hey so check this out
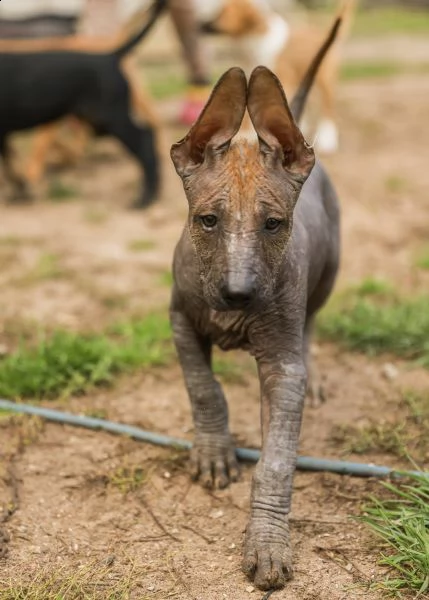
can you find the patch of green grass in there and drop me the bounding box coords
[415,248,429,271]
[157,270,173,287]
[82,207,109,225]
[108,465,147,494]
[127,239,156,253]
[341,61,401,81]
[352,277,394,298]
[213,357,247,385]
[332,422,406,458]
[99,293,129,310]
[148,72,187,100]
[403,391,429,438]
[48,178,78,202]
[83,408,108,420]
[341,61,429,82]
[0,559,144,599]
[12,252,69,286]
[0,313,172,400]
[360,474,429,596]
[318,286,429,367]
[385,175,409,194]
[30,252,67,281]
[332,390,429,464]
[353,8,429,36]
[0,236,23,247]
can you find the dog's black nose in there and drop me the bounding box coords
[221,283,255,309]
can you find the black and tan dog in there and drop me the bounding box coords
[0,0,165,208]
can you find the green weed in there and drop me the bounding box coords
[415,249,429,271]
[213,357,247,385]
[352,277,394,298]
[332,390,429,464]
[16,253,69,285]
[353,8,429,36]
[0,313,172,400]
[108,466,147,494]
[157,270,173,287]
[332,422,406,458]
[0,558,144,599]
[318,288,429,367]
[385,175,409,194]
[360,474,429,596]
[127,239,156,253]
[48,179,78,202]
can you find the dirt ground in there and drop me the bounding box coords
[0,27,429,600]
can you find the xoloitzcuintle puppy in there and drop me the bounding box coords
[169,17,341,591]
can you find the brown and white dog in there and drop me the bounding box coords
[199,0,357,154]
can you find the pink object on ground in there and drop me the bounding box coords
[179,98,206,125]
[178,84,211,125]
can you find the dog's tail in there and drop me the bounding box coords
[290,16,341,123]
[115,0,166,59]
[334,0,357,43]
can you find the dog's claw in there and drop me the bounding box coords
[190,433,239,489]
[243,533,293,590]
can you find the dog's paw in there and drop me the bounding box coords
[306,378,326,408]
[8,184,34,205]
[129,187,158,210]
[190,432,239,489]
[242,527,293,590]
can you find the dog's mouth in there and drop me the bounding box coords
[223,295,253,311]
[206,293,255,313]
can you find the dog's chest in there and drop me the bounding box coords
[198,309,251,352]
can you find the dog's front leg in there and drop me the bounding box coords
[243,338,307,590]
[170,309,239,489]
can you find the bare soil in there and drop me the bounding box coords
[1,34,429,599]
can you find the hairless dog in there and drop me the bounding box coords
[169,17,341,591]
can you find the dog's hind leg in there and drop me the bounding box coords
[25,122,60,185]
[0,137,33,203]
[315,75,339,154]
[104,114,159,209]
[121,56,160,128]
[51,118,91,167]
[303,316,325,408]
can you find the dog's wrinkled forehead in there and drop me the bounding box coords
[186,139,286,212]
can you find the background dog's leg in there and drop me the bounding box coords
[25,122,60,185]
[121,56,160,128]
[104,113,159,208]
[303,316,325,407]
[0,137,32,202]
[51,118,91,166]
[315,75,339,154]
[170,309,239,489]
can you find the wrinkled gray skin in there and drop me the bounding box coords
[169,40,340,592]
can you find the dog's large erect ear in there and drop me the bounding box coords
[247,66,315,178]
[171,67,247,177]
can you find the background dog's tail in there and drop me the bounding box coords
[115,0,166,58]
[335,0,358,43]
[290,16,341,123]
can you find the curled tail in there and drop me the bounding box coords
[115,0,166,59]
[290,16,342,122]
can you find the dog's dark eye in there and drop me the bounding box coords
[200,214,218,229]
[265,218,282,232]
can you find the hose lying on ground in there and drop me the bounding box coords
[0,399,426,479]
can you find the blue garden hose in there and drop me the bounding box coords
[0,399,426,479]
